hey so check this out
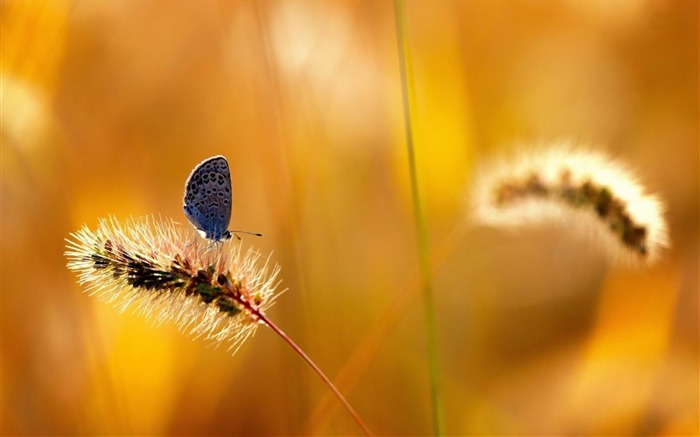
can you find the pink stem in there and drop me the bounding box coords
[256,311,372,436]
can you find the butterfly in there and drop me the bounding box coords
[183,155,261,241]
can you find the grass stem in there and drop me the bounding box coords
[256,312,372,437]
[394,1,443,434]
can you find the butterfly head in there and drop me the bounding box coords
[197,228,233,242]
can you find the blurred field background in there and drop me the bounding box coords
[2,1,698,435]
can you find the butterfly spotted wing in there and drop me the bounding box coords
[183,156,233,241]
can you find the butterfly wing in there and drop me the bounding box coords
[183,156,232,240]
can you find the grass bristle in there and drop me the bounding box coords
[65,216,282,354]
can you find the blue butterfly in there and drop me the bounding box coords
[183,155,261,241]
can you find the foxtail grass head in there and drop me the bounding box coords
[65,216,281,354]
[471,143,669,264]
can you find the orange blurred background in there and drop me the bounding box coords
[2,1,698,435]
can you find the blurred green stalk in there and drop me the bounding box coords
[394,1,443,435]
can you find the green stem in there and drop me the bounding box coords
[394,1,443,435]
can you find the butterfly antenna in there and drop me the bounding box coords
[231,230,263,238]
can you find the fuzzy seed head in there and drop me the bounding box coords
[65,216,282,354]
[470,143,669,264]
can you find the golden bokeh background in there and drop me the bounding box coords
[2,1,698,435]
